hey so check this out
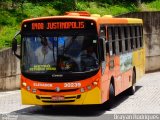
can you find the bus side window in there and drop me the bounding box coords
[108,27,113,55]
[118,27,123,54]
[125,26,131,52]
[123,26,128,52]
[120,27,125,53]
[136,26,140,48]
[130,26,135,50]
[139,26,143,47]
[134,26,138,49]
[115,27,120,54]
[111,27,116,55]
[133,26,136,50]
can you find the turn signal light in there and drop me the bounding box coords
[93,82,98,86]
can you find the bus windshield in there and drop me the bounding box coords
[22,35,99,74]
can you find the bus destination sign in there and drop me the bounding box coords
[31,22,85,30]
[22,19,97,34]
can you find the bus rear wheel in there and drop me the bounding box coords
[127,71,136,95]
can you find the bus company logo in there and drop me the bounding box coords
[33,83,53,87]
[55,87,60,92]
[52,74,63,77]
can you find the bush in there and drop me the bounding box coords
[0,26,20,49]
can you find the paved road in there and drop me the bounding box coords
[0,72,160,120]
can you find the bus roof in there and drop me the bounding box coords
[22,15,99,23]
[98,17,143,24]
[22,11,143,25]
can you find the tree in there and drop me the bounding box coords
[136,0,142,8]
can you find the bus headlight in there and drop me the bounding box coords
[87,85,92,90]
[80,88,85,93]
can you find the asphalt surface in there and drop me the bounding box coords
[0,72,160,120]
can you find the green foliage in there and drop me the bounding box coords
[0,26,19,49]
[23,3,59,17]
[52,0,77,14]
[146,0,160,10]
[0,0,160,49]
[77,1,137,16]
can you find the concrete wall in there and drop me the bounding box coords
[0,48,20,90]
[118,12,160,72]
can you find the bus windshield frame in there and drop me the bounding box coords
[21,18,100,82]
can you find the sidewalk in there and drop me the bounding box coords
[106,72,160,114]
[0,90,31,114]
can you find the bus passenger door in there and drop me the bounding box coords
[107,26,122,96]
[99,26,110,102]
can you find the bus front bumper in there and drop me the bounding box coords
[21,87,101,105]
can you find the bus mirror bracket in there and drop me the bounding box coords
[12,31,21,59]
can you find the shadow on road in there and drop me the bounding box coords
[110,85,142,109]
[11,86,142,117]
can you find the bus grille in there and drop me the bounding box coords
[36,95,81,103]
[38,88,78,93]
[42,100,75,103]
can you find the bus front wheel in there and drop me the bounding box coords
[107,83,115,109]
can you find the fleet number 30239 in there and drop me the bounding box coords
[64,83,81,88]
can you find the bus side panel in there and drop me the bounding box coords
[101,56,110,103]
[107,55,123,96]
[114,55,123,96]
[121,69,132,91]
[132,48,145,81]
[120,53,133,92]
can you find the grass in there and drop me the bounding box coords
[0,0,160,49]
[145,0,160,11]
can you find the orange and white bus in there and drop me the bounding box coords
[12,11,145,107]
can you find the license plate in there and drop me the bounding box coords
[51,96,64,101]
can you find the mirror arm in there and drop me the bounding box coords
[13,51,21,59]
[12,48,21,59]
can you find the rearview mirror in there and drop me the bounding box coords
[12,38,17,52]
[12,31,21,59]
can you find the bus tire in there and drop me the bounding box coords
[127,71,136,95]
[107,83,115,109]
